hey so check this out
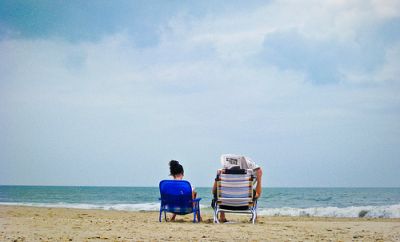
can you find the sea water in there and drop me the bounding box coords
[1,186,399,218]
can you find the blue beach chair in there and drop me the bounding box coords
[213,169,258,224]
[159,180,201,223]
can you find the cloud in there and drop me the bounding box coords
[371,0,400,19]
[1,0,399,186]
[343,42,400,84]
[151,0,400,85]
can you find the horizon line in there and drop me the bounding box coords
[1,184,399,189]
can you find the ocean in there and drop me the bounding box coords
[1,186,399,218]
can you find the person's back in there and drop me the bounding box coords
[168,160,200,221]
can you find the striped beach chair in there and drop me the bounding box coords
[213,169,258,224]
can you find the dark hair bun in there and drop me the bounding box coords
[169,160,180,167]
[169,160,184,176]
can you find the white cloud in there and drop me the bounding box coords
[1,29,397,133]
[342,42,400,84]
[1,0,398,125]
[1,0,399,186]
[155,0,399,62]
[371,0,400,18]
[378,43,400,82]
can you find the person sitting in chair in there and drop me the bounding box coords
[212,154,263,222]
[169,160,200,221]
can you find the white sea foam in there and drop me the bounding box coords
[2,202,400,218]
[258,204,400,218]
[0,202,160,211]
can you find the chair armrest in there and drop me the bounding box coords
[192,198,201,209]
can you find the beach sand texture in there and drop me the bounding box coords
[1,205,400,241]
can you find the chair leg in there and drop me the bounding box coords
[159,204,164,222]
[197,203,201,222]
[213,208,219,223]
[164,210,167,222]
[251,200,258,224]
[193,203,197,223]
[251,209,257,224]
[197,208,201,222]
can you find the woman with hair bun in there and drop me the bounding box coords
[168,160,200,221]
[169,160,184,180]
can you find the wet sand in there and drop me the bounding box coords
[1,205,399,241]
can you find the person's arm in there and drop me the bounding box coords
[212,180,217,194]
[212,169,222,194]
[255,168,263,198]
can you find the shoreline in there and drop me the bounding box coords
[1,202,399,219]
[1,205,400,241]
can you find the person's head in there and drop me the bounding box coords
[169,160,184,179]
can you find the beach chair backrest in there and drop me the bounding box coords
[217,170,254,207]
[159,180,193,214]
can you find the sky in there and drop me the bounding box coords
[0,0,399,187]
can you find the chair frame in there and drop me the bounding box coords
[159,180,201,223]
[213,169,258,224]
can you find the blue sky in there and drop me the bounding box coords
[1,0,399,187]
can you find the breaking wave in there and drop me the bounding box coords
[258,203,400,218]
[0,202,160,211]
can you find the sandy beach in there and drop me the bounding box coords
[1,205,399,241]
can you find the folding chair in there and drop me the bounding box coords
[159,180,201,223]
[213,169,258,224]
